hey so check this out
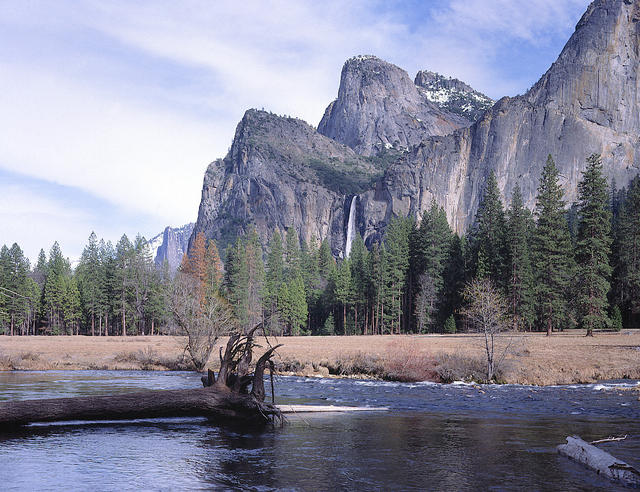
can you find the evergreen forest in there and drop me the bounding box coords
[1,154,639,337]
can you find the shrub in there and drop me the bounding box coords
[383,340,439,382]
[444,315,457,334]
[611,305,623,332]
[434,352,488,383]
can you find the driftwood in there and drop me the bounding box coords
[278,405,389,413]
[0,325,282,429]
[557,436,640,488]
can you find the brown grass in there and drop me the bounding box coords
[0,330,639,385]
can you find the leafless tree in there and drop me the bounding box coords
[414,272,436,333]
[462,278,509,382]
[170,272,236,371]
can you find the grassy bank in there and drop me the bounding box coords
[1,331,639,385]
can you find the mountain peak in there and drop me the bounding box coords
[318,55,469,156]
[414,70,494,122]
[529,0,639,131]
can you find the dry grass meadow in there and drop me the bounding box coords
[1,330,639,386]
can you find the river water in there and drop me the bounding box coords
[0,371,638,491]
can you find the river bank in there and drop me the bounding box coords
[1,331,639,385]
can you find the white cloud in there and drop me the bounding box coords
[0,63,222,224]
[0,0,592,261]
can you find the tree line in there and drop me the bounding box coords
[1,153,638,336]
[0,233,171,336]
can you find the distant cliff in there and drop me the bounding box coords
[148,223,194,272]
[414,70,493,122]
[317,55,470,156]
[191,0,640,256]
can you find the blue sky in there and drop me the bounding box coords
[0,0,590,264]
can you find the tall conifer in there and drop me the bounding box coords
[505,185,535,330]
[575,154,612,335]
[532,155,574,335]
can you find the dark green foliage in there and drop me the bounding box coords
[264,231,284,332]
[532,155,575,335]
[0,243,34,335]
[611,175,640,327]
[444,314,457,334]
[611,305,623,332]
[471,171,507,289]
[505,185,535,330]
[575,154,612,335]
[76,232,103,336]
[7,154,635,339]
[307,157,383,195]
[384,216,413,333]
[409,201,454,331]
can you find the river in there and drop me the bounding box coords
[0,371,638,490]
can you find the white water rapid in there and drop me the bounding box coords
[344,196,357,257]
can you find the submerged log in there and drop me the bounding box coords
[557,436,640,488]
[0,324,282,429]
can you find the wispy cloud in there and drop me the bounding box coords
[0,0,590,261]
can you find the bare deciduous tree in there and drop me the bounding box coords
[170,272,235,371]
[463,278,508,382]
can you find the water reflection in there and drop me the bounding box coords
[0,371,638,491]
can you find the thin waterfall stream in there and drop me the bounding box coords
[344,196,357,257]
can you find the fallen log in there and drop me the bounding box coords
[0,387,278,427]
[0,324,282,429]
[557,435,640,488]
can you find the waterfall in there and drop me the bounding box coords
[344,196,357,258]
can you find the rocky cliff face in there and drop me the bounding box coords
[414,70,494,122]
[190,109,384,257]
[358,0,640,238]
[192,0,640,256]
[149,223,194,272]
[317,55,470,156]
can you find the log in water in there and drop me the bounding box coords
[557,435,640,488]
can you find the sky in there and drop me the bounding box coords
[0,0,591,264]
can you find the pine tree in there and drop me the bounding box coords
[441,234,466,329]
[532,155,575,335]
[42,242,72,334]
[264,231,284,332]
[0,244,32,335]
[114,235,133,336]
[224,237,249,327]
[410,201,453,330]
[575,154,612,335]
[349,235,368,334]
[244,228,265,330]
[76,232,103,335]
[367,242,386,335]
[612,175,640,326]
[333,258,352,334]
[98,240,116,336]
[62,276,81,335]
[505,185,535,331]
[384,217,413,333]
[284,227,302,281]
[279,274,307,335]
[471,171,507,289]
[130,235,154,335]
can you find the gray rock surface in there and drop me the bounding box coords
[190,109,382,257]
[192,0,640,255]
[414,70,494,122]
[149,223,194,272]
[360,0,640,238]
[317,55,470,156]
